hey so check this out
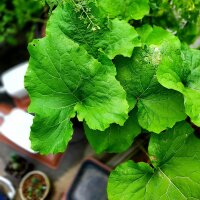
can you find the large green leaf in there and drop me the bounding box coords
[97,0,150,21]
[136,25,180,48]
[157,45,200,126]
[115,26,186,133]
[84,109,141,153]
[25,33,128,154]
[108,122,200,200]
[47,2,141,59]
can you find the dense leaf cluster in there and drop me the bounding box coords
[0,0,44,45]
[148,0,200,44]
[25,0,200,199]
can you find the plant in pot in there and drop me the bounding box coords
[0,0,50,77]
[5,154,34,180]
[19,171,50,200]
[24,0,200,199]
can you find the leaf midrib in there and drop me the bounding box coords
[157,167,187,199]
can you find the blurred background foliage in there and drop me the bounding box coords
[0,0,45,45]
[1,0,200,46]
[146,0,200,44]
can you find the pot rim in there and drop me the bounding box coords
[19,170,50,200]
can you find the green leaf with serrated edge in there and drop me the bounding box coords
[25,32,128,154]
[97,0,150,21]
[84,109,141,154]
[47,3,141,59]
[157,45,200,126]
[108,122,200,200]
[115,26,186,133]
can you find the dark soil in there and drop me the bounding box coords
[5,156,34,180]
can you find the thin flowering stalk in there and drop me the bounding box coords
[70,0,100,31]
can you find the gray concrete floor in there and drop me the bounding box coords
[0,138,94,200]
